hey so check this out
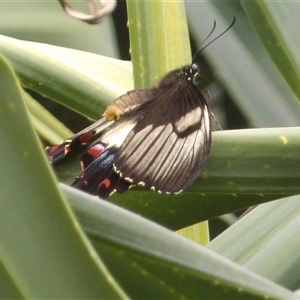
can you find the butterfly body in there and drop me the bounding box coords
[46,64,212,198]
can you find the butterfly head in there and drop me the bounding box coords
[191,63,201,85]
[182,63,201,86]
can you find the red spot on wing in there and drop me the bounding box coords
[98,178,111,188]
[79,132,95,144]
[87,144,105,159]
[47,145,59,153]
[81,143,106,170]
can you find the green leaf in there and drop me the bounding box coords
[126,0,209,237]
[106,127,300,229]
[0,0,118,57]
[127,0,190,88]
[23,90,73,143]
[0,34,133,120]
[63,184,296,300]
[0,54,127,299]
[241,1,300,101]
[208,195,300,290]
[186,2,300,127]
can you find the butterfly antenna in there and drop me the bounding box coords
[198,20,216,49]
[192,16,236,61]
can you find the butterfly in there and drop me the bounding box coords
[46,18,235,199]
[46,64,211,198]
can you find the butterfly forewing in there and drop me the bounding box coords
[46,89,157,164]
[103,89,157,121]
[113,69,212,193]
[46,118,113,164]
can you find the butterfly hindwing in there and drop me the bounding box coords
[71,145,130,198]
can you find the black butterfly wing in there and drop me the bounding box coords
[70,89,159,198]
[46,89,156,164]
[71,145,130,198]
[103,89,158,120]
[46,118,113,164]
[114,81,211,193]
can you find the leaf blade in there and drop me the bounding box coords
[0,54,127,299]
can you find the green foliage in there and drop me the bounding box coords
[0,1,299,299]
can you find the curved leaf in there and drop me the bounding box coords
[55,127,300,229]
[0,34,133,120]
[63,184,296,300]
[0,54,127,299]
[208,195,300,290]
[241,1,300,101]
[186,2,300,127]
[127,0,190,88]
